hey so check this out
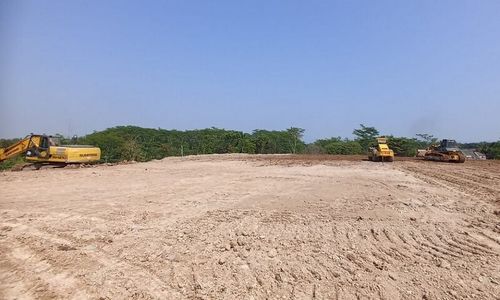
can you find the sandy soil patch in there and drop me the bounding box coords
[1,154,499,299]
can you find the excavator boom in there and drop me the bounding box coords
[0,135,41,162]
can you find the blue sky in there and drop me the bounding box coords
[1,0,499,142]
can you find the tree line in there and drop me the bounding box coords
[78,126,308,162]
[1,125,499,167]
[68,125,500,162]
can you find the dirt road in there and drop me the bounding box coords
[1,155,499,299]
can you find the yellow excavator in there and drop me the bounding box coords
[368,137,394,162]
[0,134,101,170]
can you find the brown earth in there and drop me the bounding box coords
[0,154,499,299]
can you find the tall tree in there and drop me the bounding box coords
[416,133,438,146]
[352,124,379,150]
[287,127,305,154]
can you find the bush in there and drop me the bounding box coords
[312,138,363,155]
[0,156,25,171]
[387,136,423,157]
[479,142,500,159]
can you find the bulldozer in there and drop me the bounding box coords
[368,137,394,162]
[423,139,465,163]
[0,134,101,170]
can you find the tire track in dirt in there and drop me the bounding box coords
[398,162,500,202]
[159,209,500,299]
[446,233,499,256]
[0,221,181,299]
[0,241,88,300]
[396,161,500,273]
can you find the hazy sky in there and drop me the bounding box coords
[1,0,499,142]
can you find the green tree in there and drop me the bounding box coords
[353,124,379,150]
[387,136,420,157]
[415,133,438,146]
[252,130,292,154]
[479,142,500,159]
[311,137,363,155]
[287,127,305,154]
[121,137,143,161]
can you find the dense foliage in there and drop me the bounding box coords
[0,138,21,148]
[306,125,430,157]
[308,138,363,155]
[456,142,500,159]
[1,125,499,169]
[78,126,307,162]
[386,136,426,157]
[0,138,23,170]
[477,142,500,159]
[78,124,490,162]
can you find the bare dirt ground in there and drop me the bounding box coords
[0,154,499,299]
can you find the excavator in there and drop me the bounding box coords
[368,137,394,162]
[0,134,101,170]
[423,139,465,163]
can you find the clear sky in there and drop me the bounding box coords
[1,0,499,142]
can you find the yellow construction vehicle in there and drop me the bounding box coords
[423,139,465,163]
[368,137,394,162]
[0,134,101,169]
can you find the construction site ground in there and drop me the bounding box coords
[0,154,499,299]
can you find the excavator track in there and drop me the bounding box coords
[10,162,67,171]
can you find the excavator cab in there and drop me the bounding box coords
[438,139,460,152]
[25,135,51,159]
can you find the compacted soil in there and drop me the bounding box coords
[0,154,499,299]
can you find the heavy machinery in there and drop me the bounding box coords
[423,139,465,163]
[0,134,101,169]
[368,137,394,162]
